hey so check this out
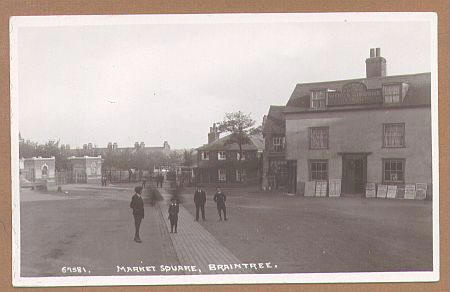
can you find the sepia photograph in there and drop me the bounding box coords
[10,13,439,286]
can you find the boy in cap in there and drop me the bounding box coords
[168,198,179,233]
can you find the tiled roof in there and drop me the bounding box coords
[285,72,431,113]
[197,134,264,151]
[263,105,285,135]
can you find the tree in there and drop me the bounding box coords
[182,149,194,167]
[166,151,183,168]
[19,139,38,158]
[217,111,259,182]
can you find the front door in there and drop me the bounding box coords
[342,154,367,195]
[287,160,297,194]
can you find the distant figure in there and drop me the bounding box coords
[141,178,146,189]
[213,187,227,221]
[156,173,164,188]
[139,169,143,181]
[102,175,108,187]
[160,174,165,187]
[108,171,112,183]
[130,186,144,243]
[128,169,132,182]
[194,187,206,221]
[168,199,179,233]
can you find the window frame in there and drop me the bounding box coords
[310,90,327,109]
[382,83,402,104]
[201,151,209,160]
[272,136,285,152]
[308,159,329,181]
[382,158,405,184]
[236,151,247,161]
[218,151,227,160]
[382,123,405,148]
[218,168,227,182]
[309,127,329,150]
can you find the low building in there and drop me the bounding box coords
[283,48,432,198]
[20,156,56,186]
[195,124,264,185]
[67,156,103,184]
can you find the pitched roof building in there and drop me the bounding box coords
[195,126,264,185]
[261,105,290,191]
[269,48,432,198]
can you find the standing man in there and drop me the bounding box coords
[130,186,144,243]
[213,187,227,221]
[194,187,206,221]
[168,198,179,233]
[156,173,161,188]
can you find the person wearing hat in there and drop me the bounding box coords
[194,187,206,221]
[213,187,227,221]
[168,198,179,233]
[130,186,144,243]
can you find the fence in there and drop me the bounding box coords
[103,170,152,183]
[56,170,87,185]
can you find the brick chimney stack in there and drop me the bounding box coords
[208,123,220,144]
[365,47,386,78]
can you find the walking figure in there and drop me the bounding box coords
[168,199,179,233]
[156,173,164,188]
[194,187,206,221]
[130,186,144,243]
[213,187,227,221]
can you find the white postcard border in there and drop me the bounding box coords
[10,12,440,287]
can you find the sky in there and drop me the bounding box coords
[16,16,432,149]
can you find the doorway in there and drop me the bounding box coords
[342,154,367,195]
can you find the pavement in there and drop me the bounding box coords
[157,187,251,274]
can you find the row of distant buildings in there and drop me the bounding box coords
[19,141,172,187]
[61,141,171,157]
[194,48,432,198]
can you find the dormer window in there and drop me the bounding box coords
[310,90,326,109]
[383,84,402,103]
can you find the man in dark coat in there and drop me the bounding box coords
[213,187,227,221]
[194,187,206,221]
[130,186,144,243]
[168,199,179,233]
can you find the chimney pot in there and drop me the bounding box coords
[376,48,380,57]
[370,48,375,58]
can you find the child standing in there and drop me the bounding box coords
[168,199,179,233]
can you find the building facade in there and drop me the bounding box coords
[195,125,264,185]
[262,105,293,191]
[67,156,103,184]
[20,156,56,186]
[283,48,432,198]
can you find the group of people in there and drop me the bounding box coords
[129,185,228,243]
[194,187,227,221]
